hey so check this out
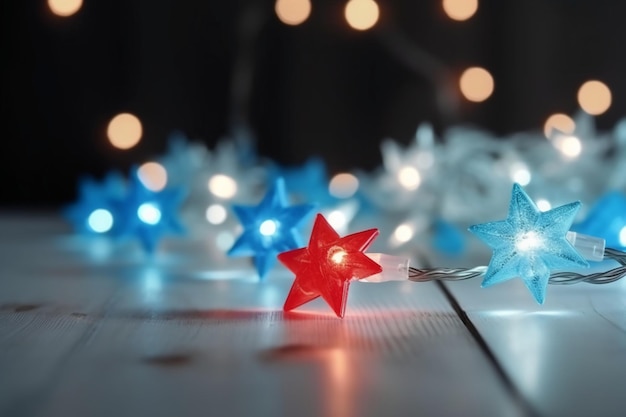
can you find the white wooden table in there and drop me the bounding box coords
[1,215,624,417]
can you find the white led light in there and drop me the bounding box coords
[515,231,543,252]
[536,199,551,212]
[397,166,421,190]
[87,209,113,233]
[328,210,347,230]
[619,226,626,247]
[137,203,161,225]
[206,204,227,225]
[331,250,347,264]
[208,174,238,199]
[393,224,414,243]
[259,219,278,236]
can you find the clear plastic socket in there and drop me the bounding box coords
[565,231,605,262]
[362,253,410,282]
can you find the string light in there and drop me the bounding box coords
[578,80,612,116]
[536,199,551,212]
[48,0,82,17]
[206,204,228,225]
[259,219,279,236]
[329,173,359,199]
[137,203,162,225]
[345,0,380,31]
[552,135,582,158]
[275,0,311,26]
[87,209,114,233]
[442,0,478,21]
[393,223,414,243]
[138,162,168,192]
[107,113,142,150]
[397,166,421,190]
[459,67,494,102]
[543,113,576,138]
[208,174,238,199]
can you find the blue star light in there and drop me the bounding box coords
[469,183,589,304]
[111,170,186,253]
[228,178,315,279]
[64,172,125,235]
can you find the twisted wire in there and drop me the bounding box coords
[408,248,626,285]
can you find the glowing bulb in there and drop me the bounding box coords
[578,80,612,116]
[619,226,626,247]
[345,0,379,31]
[397,166,421,190]
[536,199,551,212]
[259,219,278,236]
[331,249,347,264]
[544,113,575,138]
[48,0,82,17]
[442,0,478,21]
[329,173,359,198]
[206,204,227,225]
[208,174,238,199]
[275,0,311,25]
[510,164,531,186]
[393,224,414,243]
[459,67,494,102]
[107,113,142,150]
[553,135,582,158]
[515,231,543,252]
[137,203,161,225]
[328,210,348,230]
[87,209,113,233]
[138,162,168,192]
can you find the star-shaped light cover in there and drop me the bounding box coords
[64,172,126,235]
[279,214,382,318]
[228,178,315,278]
[111,169,186,253]
[469,183,588,304]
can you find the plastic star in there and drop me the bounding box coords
[279,214,382,318]
[469,183,589,304]
[228,178,315,278]
[64,172,125,235]
[111,170,186,253]
[272,158,337,206]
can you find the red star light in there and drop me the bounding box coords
[279,214,382,318]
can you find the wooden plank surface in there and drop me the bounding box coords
[0,215,529,417]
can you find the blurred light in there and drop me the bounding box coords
[459,67,494,102]
[87,209,113,233]
[619,226,626,247]
[208,174,238,199]
[137,203,161,225]
[275,0,311,26]
[48,0,82,17]
[578,80,612,116]
[107,113,142,150]
[515,231,543,252]
[536,199,551,212]
[259,219,278,236]
[442,0,478,21]
[543,113,575,138]
[345,0,379,31]
[397,166,421,190]
[510,164,531,186]
[216,231,235,251]
[138,162,168,192]
[329,173,359,198]
[553,135,582,158]
[206,204,227,225]
[327,210,348,230]
[393,224,414,243]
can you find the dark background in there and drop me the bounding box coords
[1,0,624,206]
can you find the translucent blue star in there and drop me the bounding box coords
[111,169,186,253]
[228,178,315,279]
[469,183,589,304]
[64,172,125,235]
[271,158,338,207]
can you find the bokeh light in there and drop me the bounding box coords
[442,0,478,21]
[619,226,626,247]
[107,113,143,150]
[577,80,612,116]
[137,203,161,225]
[259,219,278,236]
[206,204,228,225]
[459,67,494,102]
[393,224,414,243]
[345,0,380,31]
[329,173,359,198]
[87,209,113,233]
[328,210,348,230]
[138,162,168,192]
[48,0,82,17]
[275,0,311,26]
[536,199,552,212]
[553,135,582,158]
[397,166,421,190]
[208,174,238,199]
[509,163,531,186]
[543,113,576,138]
